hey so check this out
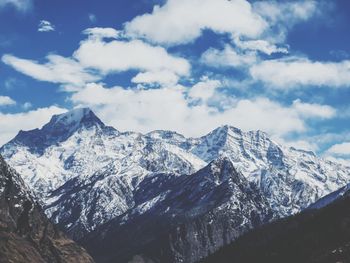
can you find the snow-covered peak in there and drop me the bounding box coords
[191,124,280,166]
[2,108,114,156]
[207,125,242,141]
[44,107,105,130]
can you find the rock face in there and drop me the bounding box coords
[1,108,350,262]
[81,157,274,263]
[200,184,350,263]
[0,155,94,263]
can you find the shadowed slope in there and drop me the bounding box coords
[0,155,94,263]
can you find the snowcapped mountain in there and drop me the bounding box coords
[190,125,350,216]
[1,107,350,243]
[1,108,206,237]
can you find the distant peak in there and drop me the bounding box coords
[202,125,243,145]
[5,108,108,155]
[209,125,273,143]
[211,125,242,135]
[47,107,105,130]
[196,156,241,185]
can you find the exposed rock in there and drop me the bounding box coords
[0,155,94,263]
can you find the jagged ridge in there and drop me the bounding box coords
[81,157,274,263]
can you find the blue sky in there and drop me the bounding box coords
[0,0,350,163]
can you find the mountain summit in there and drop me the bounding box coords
[4,108,109,156]
[45,107,105,131]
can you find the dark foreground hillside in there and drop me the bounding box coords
[200,191,350,263]
[0,155,94,263]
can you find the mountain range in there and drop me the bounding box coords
[1,108,350,262]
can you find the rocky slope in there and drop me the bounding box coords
[81,157,274,263]
[200,183,350,263]
[0,155,94,263]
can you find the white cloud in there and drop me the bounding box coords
[0,0,32,13]
[83,27,121,39]
[201,45,256,68]
[2,54,100,91]
[0,106,66,145]
[254,0,318,25]
[200,37,289,70]
[325,141,350,166]
[233,37,288,55]
[3,27,190,89]
[125,0,320,46]
[38,20,55,32]
[327,142,350,156]
[74,33,190,76]
[292,99,336,119]
[0,96,16,106]
[125,0,267,46]
[252,0,319,42]
[250,57,350,89]
[188,78,221,103]
[70,82,334,138]
[131,70,179,86]
[280,132,350,155]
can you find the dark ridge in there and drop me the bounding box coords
[199,188,350,263]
